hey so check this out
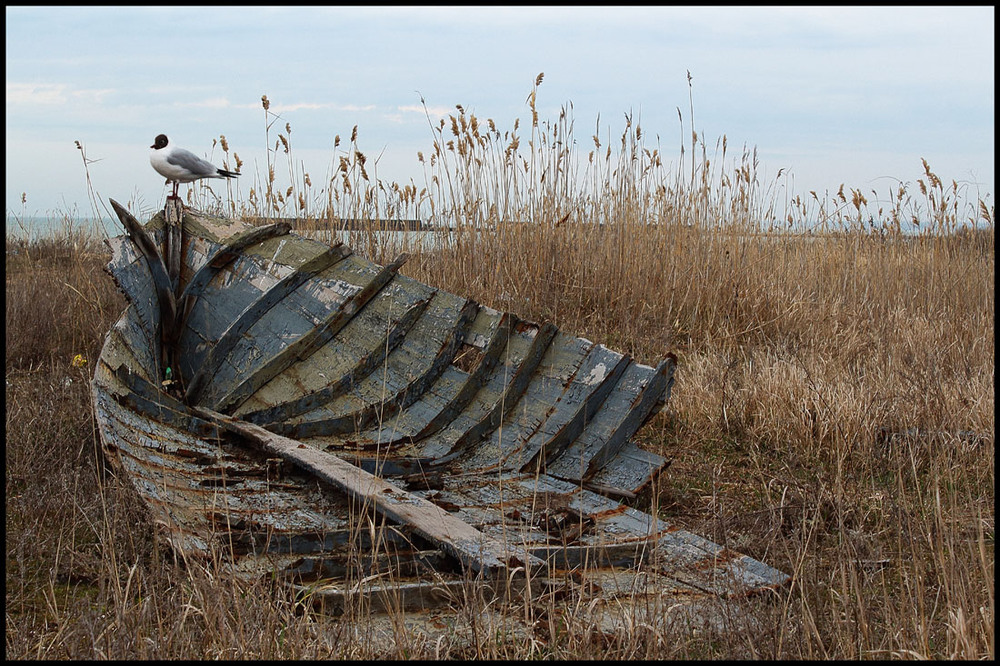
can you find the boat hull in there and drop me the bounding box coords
[92,201,789,606]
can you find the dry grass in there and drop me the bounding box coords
[5,77,994,659]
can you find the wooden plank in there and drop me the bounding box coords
[110,200,174,326]
[579,439,668,497]
[296,576,526,615]
[347,308,512,449]
[276,299,479,439]
[544,355,675,483]
[455,331,594,472]
[408,312,515,441]
[185,243,353,405]
[652,530,790,596]
[532,351,634,473]
[584,356,675,476]
[164,198,183,292]
[430,321,559,464]
[176,222,292,330]
[179,250,379,398]
[110,199,175,381]
[511,344,632,473]
[240,295,432,426]
[272,289,476,437]
[195,407,544,576]
[178,223,292,302]
[232,272,436,420]
[213,253,410,414]
[174,244,289,385]
[102,275,159,380]
[284,547,451,581]
[390,318,538,460]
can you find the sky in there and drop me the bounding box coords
[5,5,995,230]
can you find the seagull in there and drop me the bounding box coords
[149,134,239,199]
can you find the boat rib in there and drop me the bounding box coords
[92,200,790,611]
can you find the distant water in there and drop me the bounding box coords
[4,214,451,253]
[301,228,450,253]
[5,215,119,241]
[6,213,959,245]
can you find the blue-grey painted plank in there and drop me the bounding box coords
[273,299,479,439]
[584,356,675,475]
[232,272,435,419]
[173,232,371,394]
[272,289,472,433]
[178,223,292,307]
[185,243,353,405]
[213,253,411,414]
[105,236,159,374]
[545,355,675,483]
[176,222,292,331]
[109,200,174,381]
[111,301,160,383]
[342,308,512,449]
[416,321,557,462]
[239,295,432,426]
[580,439,668,497]
[509,344,631,474]
[201,254,413,409]
[453,331,594,473]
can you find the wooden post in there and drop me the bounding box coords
[164,198,183,292]
[163,198,184,393]
[109,198,177,386]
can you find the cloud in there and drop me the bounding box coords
[397,104,453,121]
[6,83,68,105]
[174,97,234,109]
[272,102,376,113]
[6,82,116,106]
[227,101,377,114]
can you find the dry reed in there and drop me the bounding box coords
[5,76,993,659]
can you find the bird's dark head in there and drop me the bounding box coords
[151,134,169,149]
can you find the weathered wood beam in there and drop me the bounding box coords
[110,199,175,382]
[195,406,544,577]
[584,355,676,478]
[185,243,352,405]
[241,295,433,426]
[164,198,184,292]
[406,312,515,443]
[176,222,293,332]
[274,298,480,439]
[517,346,633,473]
[431,321,559,465]
[214,253,411,415]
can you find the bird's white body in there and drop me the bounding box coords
[149,134,238,198]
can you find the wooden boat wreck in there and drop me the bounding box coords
[92,199,789,614]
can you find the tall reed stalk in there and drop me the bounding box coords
[5,75,993,659]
